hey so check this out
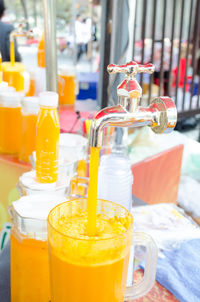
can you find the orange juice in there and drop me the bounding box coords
[2,62,25,91]
[37,34,45,68]
[87,146,100,235]
[19,97,39,163]
[10,231,50,302]
[0,92,21,154]
[26,76,35,96]
[48,199,133,302]
[36,92,60,183]
[58,73,76,105]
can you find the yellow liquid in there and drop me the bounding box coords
[87,147,100,236]
[48,203,132,302]
[19,114,38,163]
[0,106,21,154]
[58,74,76,105]
[36,106,60,183]
[2,62,25,91]
[37,34,45,68]
[10,40,15,66]
[10,230,50,302]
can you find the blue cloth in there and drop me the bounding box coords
[156,239,200,302]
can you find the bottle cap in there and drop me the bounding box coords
[39,91,58,107]
[0,82,8,90]
[0,91,22,107]
[22,97,39,109]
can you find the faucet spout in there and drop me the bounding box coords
[89,97,177,148]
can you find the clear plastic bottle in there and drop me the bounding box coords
[19,97,39,163]
[0,90,22,154]
[36,92,60,183]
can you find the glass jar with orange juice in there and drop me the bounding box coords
[2,62,30,93]
[0,91,22,154]
[58,65,78,107]
[19,97,39,163]
[9,194,65,302]
[36,91,60,183]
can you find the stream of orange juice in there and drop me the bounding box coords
[10,40,15,66]
[10,231,50,302]
[36,106,60,183]
[87,146,100,236]
[19,114,38,163]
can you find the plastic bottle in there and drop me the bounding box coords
[36,92,60,183]
[19,97,39,163]
[0,90,22,154]
[37,33,45,68]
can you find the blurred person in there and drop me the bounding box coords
[82,18,91,56]
[0,0,21,62]
[75,14,84,61]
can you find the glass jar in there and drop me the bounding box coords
[9,194,65,302]
[17,170,70,197]
[59,133,88,177]
[58,65,78,107]
[19,97,39,163]
[0,91,22,154]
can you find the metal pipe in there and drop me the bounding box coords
[182,0,194,111]
[42,0,58,92]
[159,0,167,96]
[148,0,157,104]
[175,0,185,105]
[168,0,176,96]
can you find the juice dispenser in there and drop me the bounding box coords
[2,24,33,93]
[9,194,65,302]
[58,65,78,107]
[19,97,39,163]
[0,91,22,154]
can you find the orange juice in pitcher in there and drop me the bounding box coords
[36,92,60,183]
[19,97,39,163]
[9,194,65,302]
[0,91,22,154]
[2,62,30,93]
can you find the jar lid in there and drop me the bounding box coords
[39,91,58,107]
[0,82,8,89]
[19,170,68,191]
[11,194,65,220]
[9,194,66,239]
[58,65,76,76]
[0,91,22,106]
[22,97,39,110]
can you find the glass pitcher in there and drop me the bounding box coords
[9,194,66,302]
[48,198,158,301]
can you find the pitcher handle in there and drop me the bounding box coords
[125,232,158,300]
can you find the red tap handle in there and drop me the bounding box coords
[107,61,155,76]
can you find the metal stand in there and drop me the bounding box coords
[42,0,58,92]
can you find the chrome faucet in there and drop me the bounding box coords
[90,61,177,147]
[10,22,34,43]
